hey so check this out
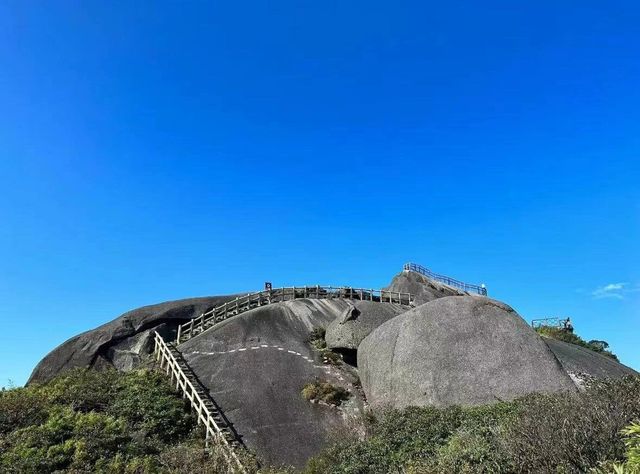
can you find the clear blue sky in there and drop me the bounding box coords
[1,2,638,387]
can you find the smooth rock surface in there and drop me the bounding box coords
[358,296,577,407]
[179,298,365,469]
[28,295,234,384]
[544,337,638,384]
[325,300,407,350]
[386,270,468,305]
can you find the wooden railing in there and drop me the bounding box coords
[403,262,488,296]
[177,286,413,345]
[154,332,245,473]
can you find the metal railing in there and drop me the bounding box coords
[531,317,569,329]
[154,332,245,473]
[177,286,413,345]
[403,262,488,296]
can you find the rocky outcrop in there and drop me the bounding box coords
[324,301,407,350]
[543,337,638,387]
[28,295,234,384]
[358,296,577,408]
[386,270,468,305]
[324,271,468,351]
[179,298,365,469]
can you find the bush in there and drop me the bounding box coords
[0,368,208,473]
[506,377,640,473]
[305,376,640,474]
[0,386,49,434]
[301,380,350,406]
[623,420,640,470]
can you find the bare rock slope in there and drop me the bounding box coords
[179,299,372,468]
[543,337,637,382]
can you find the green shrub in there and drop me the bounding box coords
[506,376,640,473]
[622,420,640,471]
[0,368,205,473]
[423,429,511,473]
[0,386,49,434]
[0,407,130,473]
[301,380,350,406]
[308,328,326,348]
[305,376,640,474]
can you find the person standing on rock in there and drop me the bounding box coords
[563,317,574,333]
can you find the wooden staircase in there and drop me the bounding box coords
[154,332,245,472]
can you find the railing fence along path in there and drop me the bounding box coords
[530,317,569,329]
[154,332,245,473]
[403,262,488,296]
[176,286,413,345]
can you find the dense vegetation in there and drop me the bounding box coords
[3,368,639,473]
[304,376,640,473]
[535,324,619,361]
[0,369,247,473]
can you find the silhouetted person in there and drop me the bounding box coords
[563,317,574,333]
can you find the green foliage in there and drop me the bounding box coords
[0,368,212,473]
[305,376,640,474]
[621,420,640,470]
[301,380,350,406]
[308,327,326,346]
[536,325,619,361]
[506,377,640,472]
[0,385,50,434]
[307,327,343,365]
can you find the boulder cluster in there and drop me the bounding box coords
[29,269,637,467]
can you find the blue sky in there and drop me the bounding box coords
[1,1,638,386]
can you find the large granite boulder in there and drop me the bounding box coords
[179,298,365,469]
[386,270,467,305]
[324,270,469,351]
[28,295,235,384]
[324,301,407,350]
[358,296,577,408]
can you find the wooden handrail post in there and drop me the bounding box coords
[176,324,182,344]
